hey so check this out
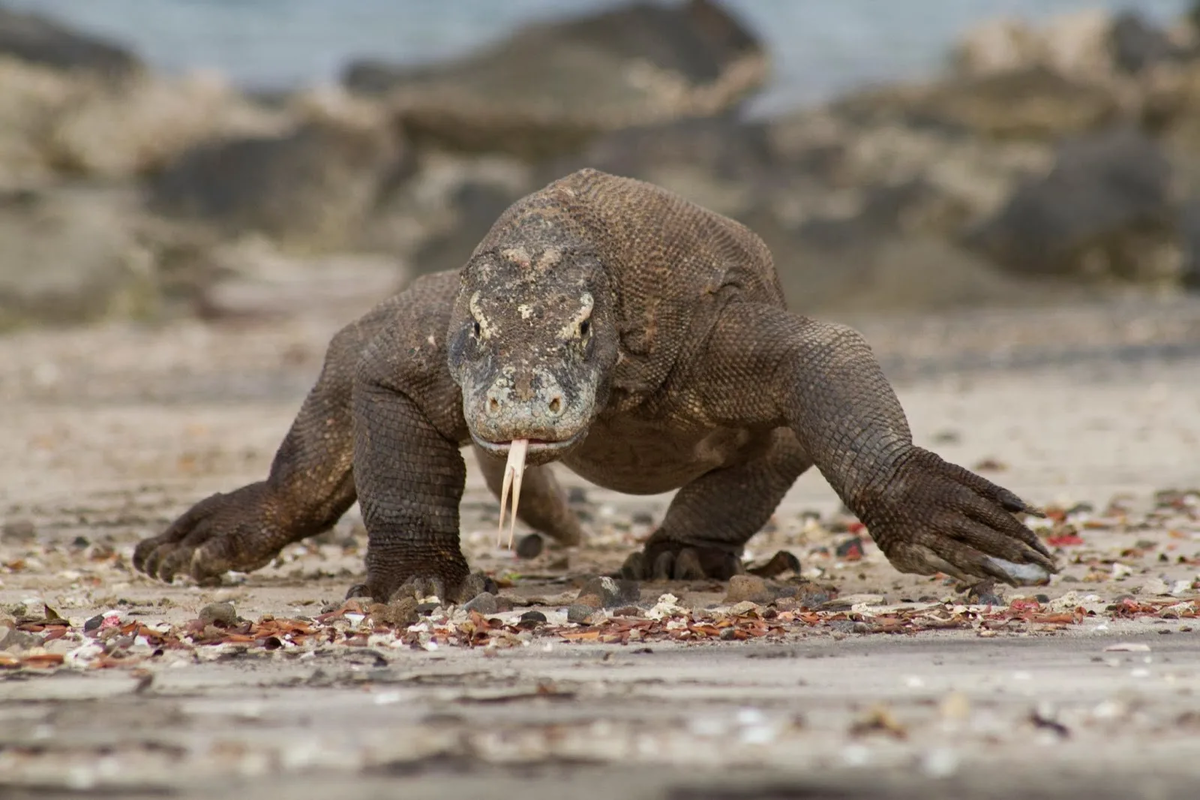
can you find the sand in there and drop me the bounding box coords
[2,293,1199,798]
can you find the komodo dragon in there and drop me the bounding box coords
[133,169,1058,602]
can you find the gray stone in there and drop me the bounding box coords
[462,592,500,616]
[575,576,641,610]
[0,186,161,329]
[197,602,237,627]
[0,7,140,78]
[342,0,765,159]
[1,519,36,542]
[566,604,596,625]
[723,575,775,605]
[966,126,1178,284]
[148,119,410,253]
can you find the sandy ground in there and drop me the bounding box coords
[2,290,1200,798]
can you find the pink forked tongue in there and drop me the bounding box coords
[497,438,529,548]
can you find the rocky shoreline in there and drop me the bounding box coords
[4,0,1200,329]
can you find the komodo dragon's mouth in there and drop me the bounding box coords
[472,432,586,548]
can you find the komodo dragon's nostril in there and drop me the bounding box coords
[488,397,500,415]
[548,396,562,416]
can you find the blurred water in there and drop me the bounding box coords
[3,0,1191,114]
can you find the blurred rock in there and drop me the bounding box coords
[343,0,766,159]
[836,67,1119,141]
[1110,12,1176,74]
[0,6,139,77]
[953,9,1120,80]
[0,58,75,189]
[0,59,288,190]
[1177,196,1200,290]
[545,115,777,218]
[372,152,534,276]
[0,186,160,328]
[952,17,1042,76]
[48,71,288,179]
[966,126,1180,284]
[148,118,411,252]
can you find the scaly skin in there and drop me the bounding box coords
[135,169,1057,602]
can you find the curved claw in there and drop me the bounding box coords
[865,448,1060,588]
[982,556,1053,586]
[133,483,284,585]
[621,538,744,581]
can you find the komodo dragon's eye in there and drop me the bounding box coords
[472,321,481,338]
[579,320,590,338]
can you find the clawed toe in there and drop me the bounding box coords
[620,541,744,581]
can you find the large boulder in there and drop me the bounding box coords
[0,58,75,189]
[342,0,766,159]
[147,117,412,253]
[393,103,1063,312]
[951,8,1167,79]
[0,6,139,78]
[965,126,1181,284]
[0,57,288,189]
[47,70,288,179]
[832,67,1120,141]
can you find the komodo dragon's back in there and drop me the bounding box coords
[474,168,788,392]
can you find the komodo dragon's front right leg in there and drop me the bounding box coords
[133,272,463,586]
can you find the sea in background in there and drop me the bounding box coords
[3,0,1193,115]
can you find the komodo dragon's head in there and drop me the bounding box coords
[447,243,619,542]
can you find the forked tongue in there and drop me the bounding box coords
[497,438,529,549]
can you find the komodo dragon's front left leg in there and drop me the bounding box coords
[133,273,463,586]
[630,302,1059,588]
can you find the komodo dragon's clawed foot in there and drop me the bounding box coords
[133,482,287,584]
[860,447,1058,587]
[621,542,801,582]
[620,537,749,581]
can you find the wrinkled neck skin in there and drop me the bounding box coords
[446,242,619,469]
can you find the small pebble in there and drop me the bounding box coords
[197,602,237,627]
[515,534,543,560]
[724,575,775,605]
[462,593,499,615]
[519,610,547,624]
[751,550,801,578]
[566,604,595,624]
[728,600,761,616]
[835,537,865,559]
[1,520,36,542]
[575,576,640,609]
[369,597,419,627]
